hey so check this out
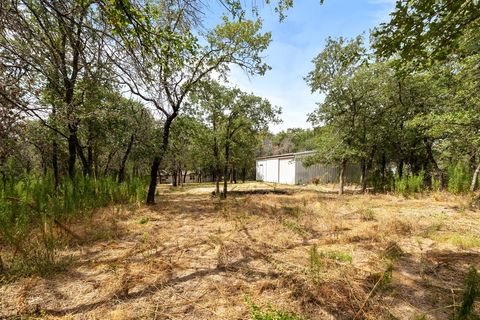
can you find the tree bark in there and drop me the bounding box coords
[146,114,176,205]
[360,158,367,193]
[67,126,77,178]
[51,106,59,188]
[339,159,347,195]
[104,149,117,177]
[147,156,161,204]
[398,159,404,178]
[470,163,480,192]
[118,133,135,183]
[425,138,443,189]
[213,120,221,197]
[222,143,230,199]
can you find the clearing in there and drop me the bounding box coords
[1,182,480,319]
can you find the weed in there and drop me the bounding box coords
[309,244,323,282]
[421,222,443,238]
[383,242,404,260]
[0,174,146,277]
[377,263,394,292]
[283,219,308,237]
[319,250,353,263]
[282,205,302,218]
[448,163,472,194]
[360,208,376,221]
[139,217,149,224]
[436,234,480,249]
[249,299,304,320]
[394,169,426,195]
[455,266,479,320]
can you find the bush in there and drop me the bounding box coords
[249,300,304,320]
[0,174,146,277]
[394,169,425,195]
[448,162,472,194]
[456,266,479,320]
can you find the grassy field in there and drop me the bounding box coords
[1,182,479,319]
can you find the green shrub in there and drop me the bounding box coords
[309,244,323,282]
[455,266,479,320]
[0,173,146,277]
[249,301,304,320]
[394,169,425,195]
[448,162,472,194]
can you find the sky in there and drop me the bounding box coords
[205,0,396,133]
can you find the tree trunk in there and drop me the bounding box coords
[104,149,117,177]
[222,143,230,199]
[67,126,77,178]
[146,114,176,205]
[233,168,237,184]
[470,163,480,192]
[425,138,444,189]
[118,134,135,183]
[183,170,187,184]
[381,153,387,186]
[398,159,404,178]
[213,123,221,197]
[87,141,93,176]
[339,159,347,195]
[242,167,246,183]
[146,156,161,204]
[51,106,59,188]
[360,158,367,193]
[172,169,178,187]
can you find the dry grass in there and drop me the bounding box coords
[1,182,479,319]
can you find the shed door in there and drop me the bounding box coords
[265,159,279,183]
[279,158,295,184]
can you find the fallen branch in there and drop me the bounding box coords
[353,272,384,319]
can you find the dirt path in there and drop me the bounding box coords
[1,183,479,319]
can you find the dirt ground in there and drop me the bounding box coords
[1,182,480,319]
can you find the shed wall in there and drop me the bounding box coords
[256,160,267,181]
[294,158,360,185]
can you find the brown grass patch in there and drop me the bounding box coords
[1,182,479,319]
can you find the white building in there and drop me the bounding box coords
[256,151,360,185]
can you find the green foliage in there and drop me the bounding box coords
[360,208,376,221]
[250,301,304,320]
[373,0,480,67]
[283,220,308,237]
[394,169,425,195]
[456,266,480,320]
[0,174,146,277]
[309,244,323,282]
[319,250,352,263]
[448,163,472,194]
[376,263,394,292]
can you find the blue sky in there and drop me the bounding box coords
[206,0,396,133]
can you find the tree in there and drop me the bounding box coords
[373,0,480,67]
[192,81,280,198]
[105,1,272,204]
[305,36,371,194]
[0,0,109,177]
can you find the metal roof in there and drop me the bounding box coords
[256,150,315,160]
